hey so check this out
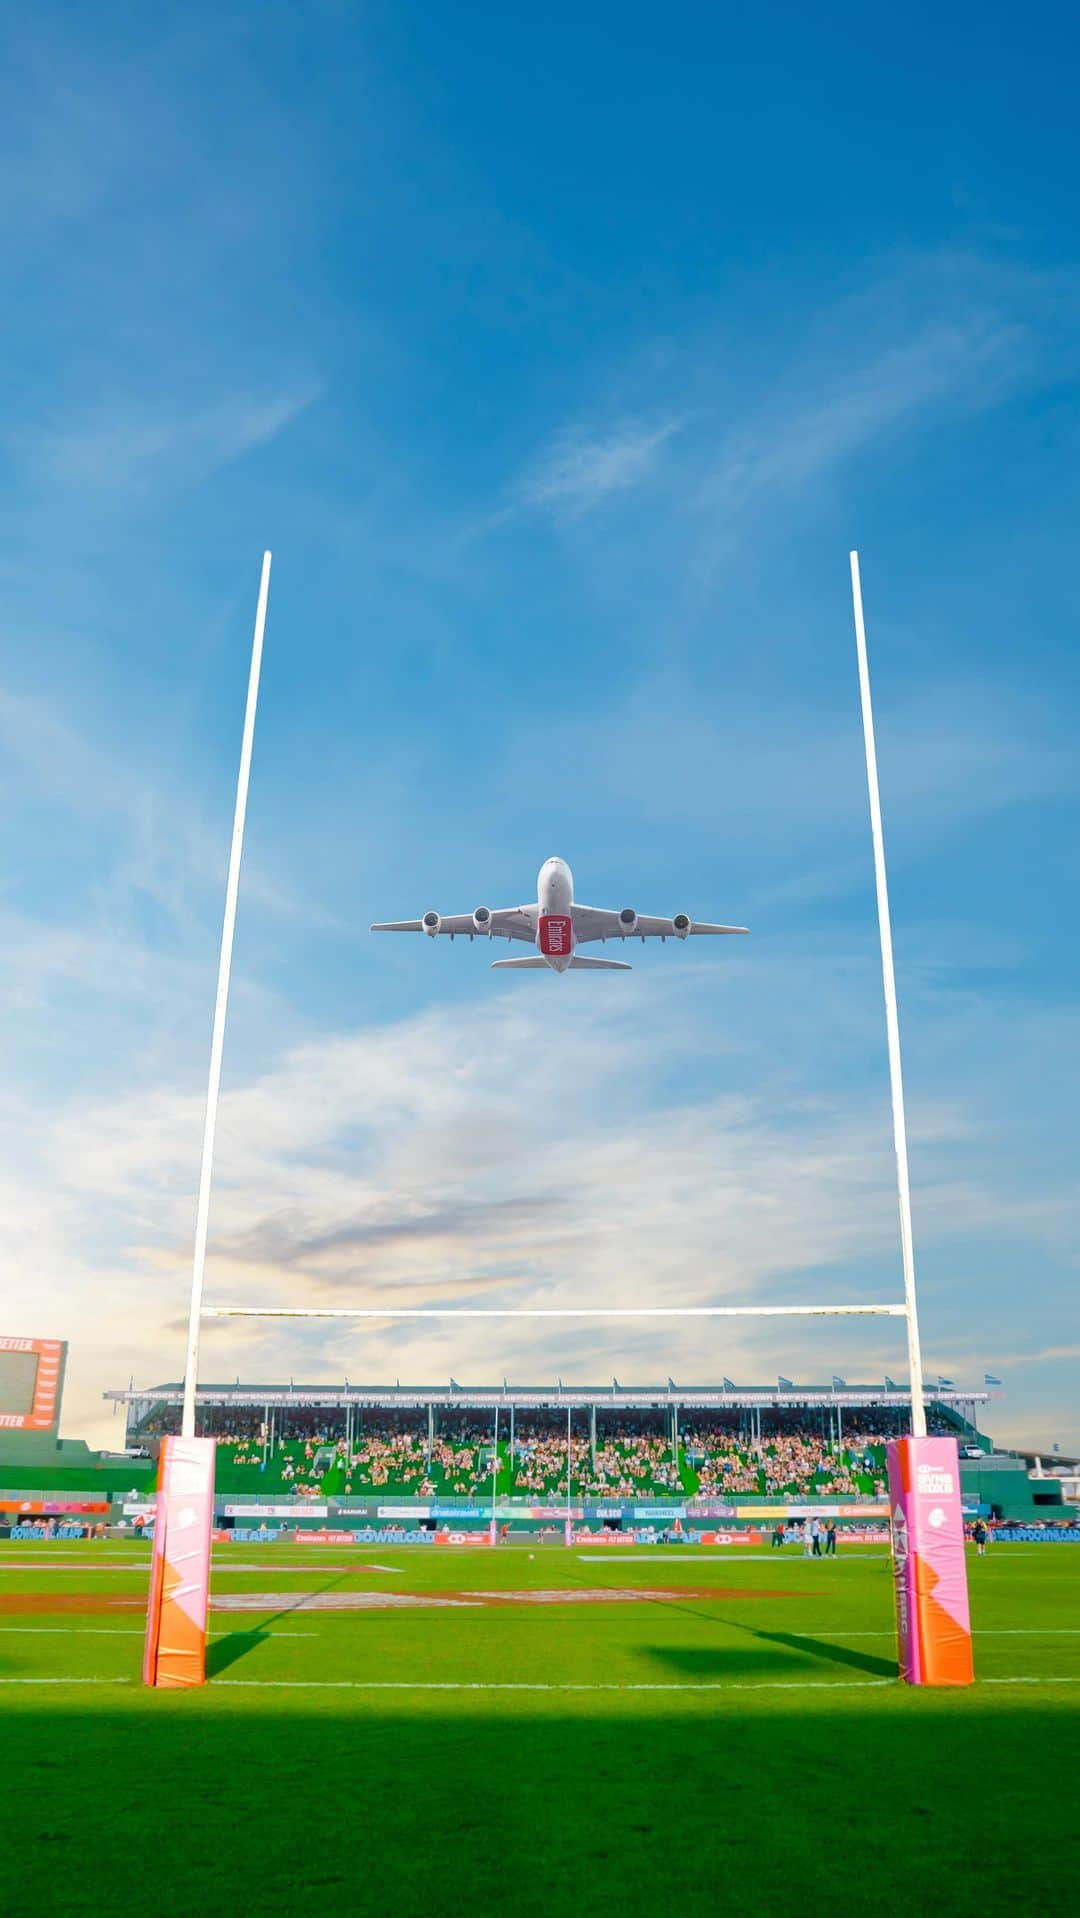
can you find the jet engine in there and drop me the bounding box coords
[472,906,493,935]
[618,907,638,935]
[672,914,691,939]
[422,911,441,937]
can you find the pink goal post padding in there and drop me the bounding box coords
[886,1435,973,1687]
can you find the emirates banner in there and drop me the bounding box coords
[887,1436,973,1687]
[142,1436,215,1689]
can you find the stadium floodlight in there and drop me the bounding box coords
[849,552,927,1441]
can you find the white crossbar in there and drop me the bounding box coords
[202,1303,906,1321]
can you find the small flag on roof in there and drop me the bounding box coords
[832,1376,846,1390]
[937,1375,955,1389]
[778,1376,793,1389]
[984,1373,1002,1386]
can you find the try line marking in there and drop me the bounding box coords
[0,1627,317,1637]
[0,1675,1075,1692]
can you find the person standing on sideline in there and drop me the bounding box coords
[973,1518,988,1557]
[825,1519,837,1556]
[802,1520,814,1558]
[811,1517,823,1557]
[772,1521,785,1549]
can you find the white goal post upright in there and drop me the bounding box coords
[849,552,927,1440]
[181,552,273,1442]
[172,548,931,1455]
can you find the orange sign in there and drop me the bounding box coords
[0,1337,66,1432]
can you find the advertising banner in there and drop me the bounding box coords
[0,1499,108,1515]
[223,1503,327,1519]
[352,1528,432,1544]
[738,1501,889,1520]
[887,1436,973,1687]
[7,1522,88,1539]
[434,1529,493,1546]
[142,1436,216,1690]
[377,1505,431,1519]
[634,1505,686,1520]
[694,1529,765,1547]
[570,1529,636,1545]
[294,1530,357,1545]
[992,1526,1080,1543]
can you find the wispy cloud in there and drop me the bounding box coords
[15,385,318,503]
[518,416,685,516]
[696,317,1025,517]
[11,959,1072,1445]
[501,669,1075,856]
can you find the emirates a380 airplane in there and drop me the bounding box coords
[372,856,747,972]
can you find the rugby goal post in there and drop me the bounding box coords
[144,550,970,1689]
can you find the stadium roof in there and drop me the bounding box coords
[105,1378,991,1414]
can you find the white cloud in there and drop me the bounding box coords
[518,416,685,515]
[15,385,318,502]
[696,317,1025,518]
[8,962,1072,1449]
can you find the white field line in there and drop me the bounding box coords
[0,1561,373,1574]
[0,1623,1070,1641]
[0,1627,317,1637]
[0,1677,132,1685]
[574,1553,890,1563]
[841,1629,1080,1638]
[0,1673,1076,1691]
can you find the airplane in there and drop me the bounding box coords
[371,856,748,972]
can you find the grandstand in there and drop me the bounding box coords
[0,1368,1069,1534]
[0,1346,1068,1528]
[73,1372,1065,1526]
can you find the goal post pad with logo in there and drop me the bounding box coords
[886,1435,973,1686]
[142,1436,216,1688]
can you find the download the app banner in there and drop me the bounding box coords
[886,1435,973,1687]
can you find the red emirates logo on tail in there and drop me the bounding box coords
[538,914,572,956]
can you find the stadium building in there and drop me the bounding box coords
[1,1342,1072,1534]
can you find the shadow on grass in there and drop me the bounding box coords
[206,1631,269,1677]
[204,1571,353,1676]
[740,1627,896,1679]
[2,1700,1074,1918]
[646,1644,816,1678]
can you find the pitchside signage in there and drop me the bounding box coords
[743,1501,890,1520]
[223,1503,329,1519]
[1,1499,108,1515]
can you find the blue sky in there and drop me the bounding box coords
[2,3,1077,1450]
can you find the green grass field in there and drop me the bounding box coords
[1,1540,1077,1916]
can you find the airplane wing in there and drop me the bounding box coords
[371,906,537,943]
[572,904,748,943]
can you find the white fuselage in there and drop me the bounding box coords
[536,856,575,970]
